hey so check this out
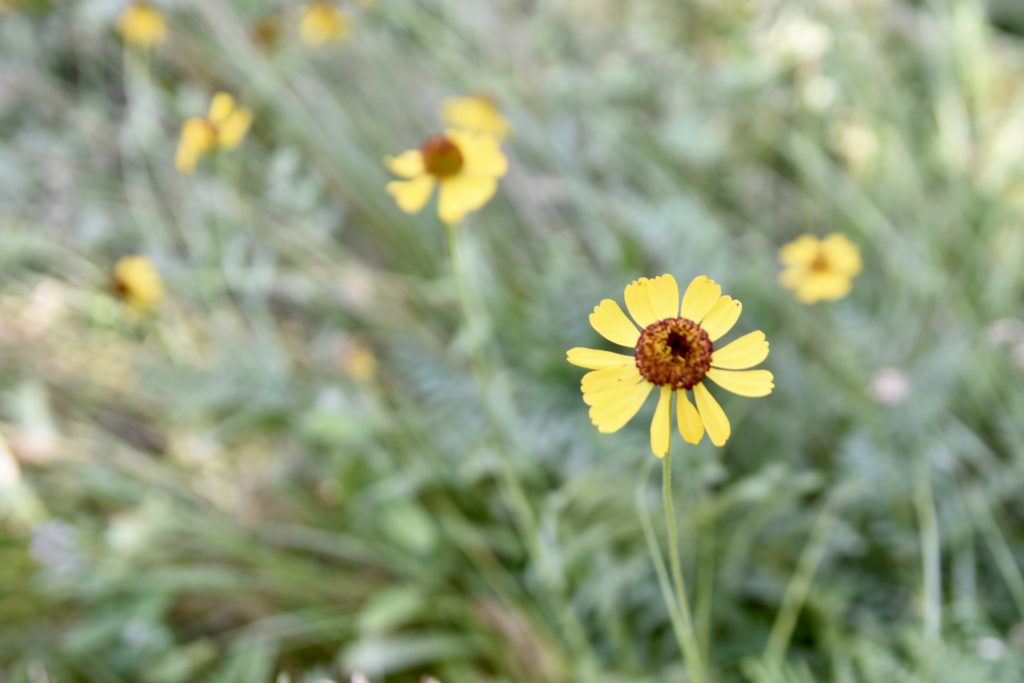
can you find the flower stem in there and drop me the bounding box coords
[663,447,708,683]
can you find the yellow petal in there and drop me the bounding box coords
[701,295,742,342]
[624,278,658,328]
[778,235,820,266]
[175,118,216,174]
[588,299,640,348]
[583,379,647,408]
[208,92,236,125]
[581,365,643,396]
[437,175,498,224]
[447,129,507,178]
[566,347,635,370]
[386,175,436,214]
[589,381,654,433]
[796,272,853,303]
[650,385,672,457]
[705,368,774,398]
[385,150,425,178]
[117,4,167,47]
[676,390,704,444]
[443,96,510,140]
[217,107,252,150]
[646,274,679,321]
[693,382,730,447]
[680,275,722,322]
[711,331,769,370]
[821,233,862,276]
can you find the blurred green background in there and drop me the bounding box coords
[4,0,1024,681]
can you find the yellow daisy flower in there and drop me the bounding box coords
[299,2,349,45]
[567,274,774,456]
[778,233,862,303]
[117,2,168,48]
[442,95,510,141]
[175,92,252,175]
[385,130,508,225]
[111,256,163,312]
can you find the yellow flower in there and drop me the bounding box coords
[117,2,168,48]
[385,130,508,225]
[339,338,378,383]
[299,2,349,45]
[778,233,862,303]
[442,95,510,141]
[112,256,163,312]
[567,275,774,456]
[175,92,252,175]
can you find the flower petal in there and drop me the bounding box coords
[624,278,658,328]
[437,175,498,224]
[588,381,654,433]
[778,235,819,266]
[693,382,730,447]
[566,347,635,370]
[650,385,673,457]
[385,150,425,178]
[588,299,640,348]
[581,365,643,397]
[647,274,679,321]
[711,331,769,370]
[705,368,774,397]
[680,275,722,322]
[386,175,436,214]
[208,92,236,125]
[701,295,742,341]
[822,233,862,276]
[676,390,704,444]
[217,107,252,150]
[443,96,510,140]
[796,272,853,303]
[447,129,507,177]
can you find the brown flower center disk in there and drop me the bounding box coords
[810,248,831,272]
[421,135,464,177]
[635,317,713,389]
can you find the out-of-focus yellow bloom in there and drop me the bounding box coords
[112,256,163,312]
[385,130,507,225]
[779,233,862,303]
[340,338,378,383]
[175,92,252,175]
[117,2,168,48]
[567,275,773,456]
[299,2,349,45]
[442,96,510,141]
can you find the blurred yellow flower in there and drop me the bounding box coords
[117,2,168,48]
[339,338,378,383]
[567,275,773,456]
[779,233,862,303]
[442,96,510,141]
[112,256,163,312]
[300,2,349,45]
[385,130,507,225]
[175,92,252,175]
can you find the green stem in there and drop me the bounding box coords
[663,447,708,683]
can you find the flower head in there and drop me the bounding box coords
[442,95,510,141]
[567,275,773,456]
[385,129,507,225]
[111,256,163,312]
[779,233,862,303]
[175,92,252,175]
[299,2,349,45]
[117,2,168,48]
